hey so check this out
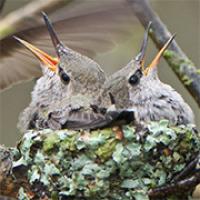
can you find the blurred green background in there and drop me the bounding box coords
[0,0,199,146]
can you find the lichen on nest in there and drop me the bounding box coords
[13,120,200,200]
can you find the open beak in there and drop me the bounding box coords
[42,12,63,57]
[144,34,175,76]
[135,22,152,70]
[14,36,58,72]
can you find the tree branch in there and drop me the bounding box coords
[127,0,200,107]
[0,0,70,39]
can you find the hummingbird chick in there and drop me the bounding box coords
[101,23,194,126]
[17,13,134,132]
[17,13,105,132]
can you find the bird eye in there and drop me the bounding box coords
[61,72,70,84]
[58,66,70,84]
[128,69,142,86]
[128,74,139,85]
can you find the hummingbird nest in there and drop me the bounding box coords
[12,120,200,200]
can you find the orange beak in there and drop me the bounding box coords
[14,36,58,72]
[144,34,175,76]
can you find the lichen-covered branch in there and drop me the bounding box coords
[0,121,200,200]
[127,0,200,107]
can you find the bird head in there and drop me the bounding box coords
[14,13,106,99]
[102,23,151,108]
[127,33,174,90]
[103,22,174,108]
[126,31,174,106]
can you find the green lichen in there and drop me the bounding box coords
[163,49,175,59]
[163,50,195,86]
[43,131,60,152]
[182,75,193,86]
[15,120,200,200]
[196,69,200,75]
[18,187,29,200]
[163,50,193,67]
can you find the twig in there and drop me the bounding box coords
[148,172,200,199]
[0,145,29,198]
[0,0,70,39]
[127,0,200,107]
[172,154,200,182]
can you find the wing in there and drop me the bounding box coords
[0,0,136,91]
[49,107,135,130]
[63,111,114,130]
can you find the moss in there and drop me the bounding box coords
[14,120,200,200]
